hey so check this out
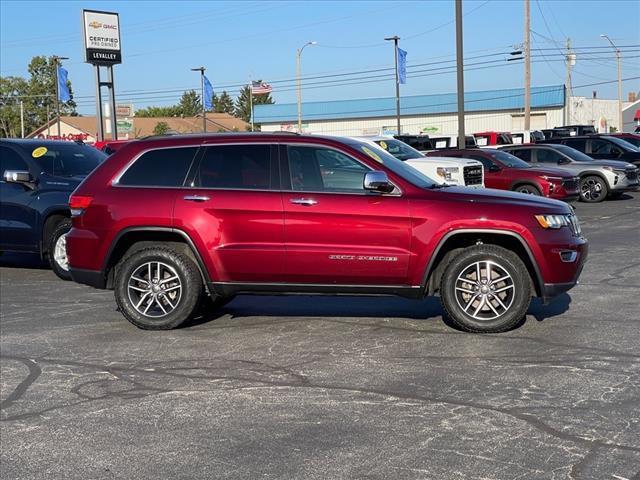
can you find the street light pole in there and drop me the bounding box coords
[384,35,401,135]
[296,41,316,132]
[191,66,206,133]
[601,34,623,132]
[523,0,531,131]
[52,55,69,138]
[455,0,465,149]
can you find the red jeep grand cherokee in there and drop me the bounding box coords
[427,148,580,201]
[66,134,587,333]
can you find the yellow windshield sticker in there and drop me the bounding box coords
[361,146,383,163]
[32,147,48,158]
[378,141,388,150]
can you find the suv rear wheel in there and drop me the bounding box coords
[114,247,202,329]
[440,245,531,333]
[48,218,72,280]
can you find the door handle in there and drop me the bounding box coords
[290,198,318,206]
[183,195,210,202]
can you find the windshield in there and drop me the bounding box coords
[551,144,596,162]
[487,150,531,168]
[26,143,106,177]
[603,136,640,152]
[616,136,640,148]
[343,139,437,189]
[373,139,424,161]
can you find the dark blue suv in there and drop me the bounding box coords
[0,139,106,279]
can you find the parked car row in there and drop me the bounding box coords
[2,134,588,335]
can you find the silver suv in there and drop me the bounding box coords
[500,144,639,203]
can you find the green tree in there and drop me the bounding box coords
[214,90,234,114]
[234,81,273,123]
[178,90,202,117]
[153,121,171,135]
[0,55,77,138]
[135,105,181,117]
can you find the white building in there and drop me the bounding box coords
[254,85,628,136]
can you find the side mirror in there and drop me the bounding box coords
[558,157,571,165]
[364,171,395,194]
[3,170,34,188]
[489,164,501,172]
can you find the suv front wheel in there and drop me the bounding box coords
[48,218,72,280]
[114,247,203,329]
[440,245,531,333]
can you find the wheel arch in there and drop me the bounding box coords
[41,209,70,258]
[510,180,542,193]
[102,227,211,289]
[422,229,543,297]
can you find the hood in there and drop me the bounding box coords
[406,157,481,167]
[522,166,575,177]
[435,185,570,211]
[573,159,636,169]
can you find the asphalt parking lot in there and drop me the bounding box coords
[1,194,639,480]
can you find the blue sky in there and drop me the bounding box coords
[1,0,638,115]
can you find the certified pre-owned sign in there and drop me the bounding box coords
[82,9,121,65]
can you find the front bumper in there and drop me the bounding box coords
[609,170,639,192]
[540,239,588,303]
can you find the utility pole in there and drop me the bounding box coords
[565,38,574,126]
[601,34,623,132]
[523,0,531,131]
[455,0,465,149]
[20,101,24,138]
[191,67,206,132]
[297,41,317,132]
[52,55,69,138]
[384,35,401,135]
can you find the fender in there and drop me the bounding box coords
[420,228,544,293]
[103,226,212,283]
[509,179,543,192]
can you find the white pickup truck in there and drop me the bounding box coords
[347,136,484,188]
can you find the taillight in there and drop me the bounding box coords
[69,195,93,217]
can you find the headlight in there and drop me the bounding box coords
[436,167,459,180]
[541,176,564,182]
[535,214,581,235]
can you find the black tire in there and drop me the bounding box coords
[440,244,532,333]
[579,175,608,203]
[48,218,72,280]
[514,184,541,196]
[114,247,203,330]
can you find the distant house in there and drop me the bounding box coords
[28,113,250,143]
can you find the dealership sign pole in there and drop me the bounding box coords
[82,9,122,142]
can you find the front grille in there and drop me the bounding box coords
[562,177,579,191]
[463,165,483,186]
[626,169,638,182]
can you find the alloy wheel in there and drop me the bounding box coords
[54,234,69,271]
[127,261,182,318]
[581,178,603,201]
[454,260,515,320]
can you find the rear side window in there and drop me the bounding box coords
[507,149,531,162]
[119,147,198,186]
[195,144,271,189]
[563,139,586,151]
[536,149,563,164]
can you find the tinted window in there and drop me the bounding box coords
[602,136,640,152]
[591,139,619,155]
[563,139,587,151]
[536,149,563,164]
[119,147,198,186]
[487,150,531,168]
[0,146,29,174]
[467,155,494,170]
[196,145,271,189]
[505,148,531,162]
[288,145,369,193]
[25,143,105,177]
[619,136,640,148]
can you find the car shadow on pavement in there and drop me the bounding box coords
[607,193,635,201]
[526,293,572,322]
[184,295,445,329]
[0,252,48,271]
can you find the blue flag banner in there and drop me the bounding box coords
[57,66,71,102]
[203,75,214,110]
[398,48,407,84]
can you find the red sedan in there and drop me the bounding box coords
[427,148,580,201]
